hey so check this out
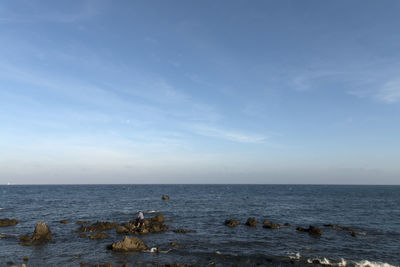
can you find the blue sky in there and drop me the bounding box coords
[0,0,399,184]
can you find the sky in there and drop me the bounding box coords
[0,0,399,184]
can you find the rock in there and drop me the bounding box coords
[245,217,258,227]
[19,234,31,245]
[173,229,191,234]
[151,213,165,223]
[284,223,291,227]
[89,232,109,240]
[162,195,170,200]
[89,264,114,267]
[78,221,118,232]
[296,225,322,236]
[170,242,184,248]
[224,219,239,227]
[110,236,148,252]
[32,222,52,241]
[324,224,359,237]
[77,220,91,225]
[60,219,69,224]
[262,221,281,229]
[0,218,19,227]
[116,225,130,234]
[23,256,29,261]
[21,264,27,267]
[79,233,88,238]
[122,264,131,267]
[309,226,322,236]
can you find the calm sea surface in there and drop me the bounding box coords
[0,185,399,266]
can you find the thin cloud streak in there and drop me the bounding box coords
[188,124,267,144]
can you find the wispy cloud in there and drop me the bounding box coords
[375,79,400,104]
[188,124,267,144]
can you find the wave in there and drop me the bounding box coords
[146,210,159,213]
[305,257,398,267]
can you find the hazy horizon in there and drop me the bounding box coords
[1,0,399,184]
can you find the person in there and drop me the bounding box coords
[137,211,144,228]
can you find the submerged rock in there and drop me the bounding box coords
[0,218,19,227]
[262,220,281,229]
[170,242,184,248]
[162,195,170,200]
[296,225,322,236]
[245,217,258,227]
[60,219,68,224]
[89,232,109,240]
[224,219,239,227]
[323,224,360,237]
[172,229,191,234]
[78,221,118,232]
[109,236,148,252]
[76,220,91,225]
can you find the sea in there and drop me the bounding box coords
[0,185,399,267]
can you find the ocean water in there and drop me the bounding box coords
[0,185,399,267]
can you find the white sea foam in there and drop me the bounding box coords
[306,257,397,267]
[288,252,301,260]
[354,260,397,267]
[146,210,159,213]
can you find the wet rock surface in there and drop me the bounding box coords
[224,219,239,227]
[19,222,52,246]
[78,221,118,233]
[296,225,322,236]
[245,217,258,227]
[162,195,170,200]
[324,224,361,237]
[109,236,148,252]
[0,218,19,227]
[262,220,281,229]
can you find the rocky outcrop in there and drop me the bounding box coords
[162,195,170,200]
[296,225,322,236]
[116,213,168,235]
[245,217,258,227]
[0,218,19,227]
[89,232,109,240]
[224,219,239,227]
[19,222,52,245]
[323,224,360,237]
[109,236,148,252]
[32,222,52,241]
[262,220,281,229]
[78,221,118,232]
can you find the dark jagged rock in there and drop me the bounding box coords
[78,221,118,232]
[173,229,191,234]
[60,219,68,224]
[224,219,239,227]
[296,225,322,236]
[89,232,109,240]
[262,220,281,229]
[151,213,165,223]
[76,220,91,225]
[109,236,148,252]
[89,263,114,267]
[162,195,170,200]
[245,217,258,227]
[32,222,52,241]
[324,224,360,237]
[0,218,19,227]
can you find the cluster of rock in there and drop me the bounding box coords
[19,222,52,246]
[296,225,322,236]
[323,224,359,237]
[0,218,19,227]
[225,217,290,229]
[108,236,148,252]
[116,213,168,235]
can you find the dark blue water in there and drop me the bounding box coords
[0,185,399,266]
